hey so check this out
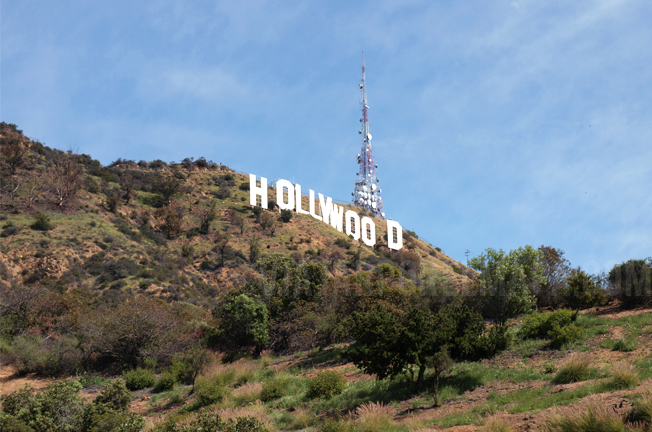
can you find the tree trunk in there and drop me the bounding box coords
[416,364,426,390]
[433,367,440,407]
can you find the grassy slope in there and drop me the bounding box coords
[4,306,649,431]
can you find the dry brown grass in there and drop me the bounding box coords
[230,382,263,406]
[479,415,513,432]
[539,401,642,432]
[355,401,397,432]
[211,401,273,429]
[201,358,258,387]
[609,362,640,389]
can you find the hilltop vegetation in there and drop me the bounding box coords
[2,122,652,431]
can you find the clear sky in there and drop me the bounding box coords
[2,0,651,272]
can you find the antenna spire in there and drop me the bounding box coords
[352,53,384,218]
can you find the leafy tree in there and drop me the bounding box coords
[173,347,213,394]
[538,245,572,307]
[152,173,182,205]
[214,294,270,356]
[0,130,29,175]
[609,258,652,307]
[560,268,607,310]
[468,246,544,325]
[349,303,503,392]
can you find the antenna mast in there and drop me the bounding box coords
[352,52,384,218]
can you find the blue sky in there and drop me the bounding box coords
[2,0,651,272]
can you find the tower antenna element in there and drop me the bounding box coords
[352,52,384,218]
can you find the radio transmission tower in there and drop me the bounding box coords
[352,52,384,218]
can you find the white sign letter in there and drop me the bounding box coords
[276,179,294,211]
[295,184,309,215]
[387,220,403,250]
[361,217,376,247]
[345,210,360,240]
[309,189,321,221]
[318,193,332,223]
[249,174,268,209]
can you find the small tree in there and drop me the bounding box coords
[214,294,270,356]
[177,347,213,394]
[152,173,182,205]
[232,212,246,234]
[249,236,261,264]
[213,230,231,267]
[198,201,218,235]
[468,246,543,325]
[561,268,607,310]
[47,152,83,208]
[0,131,29,175]
[538,246,572,307]
[609,258,652,308]
[120,173,136,203]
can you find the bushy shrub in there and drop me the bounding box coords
[239,182,250,191]
[520,309,575,339]
[154,371,176,393]
[94,379,132,411]
[30,212,54,231]
[195,380,227,407]
[0,221,19,237]
[260,378,288,402]
[548,324,583,349]
[280,209,293,223]
[609,258,652,308]
[123,367,156,391]
[552,353,592,384]
[307,371,346,400]
[612,338,637,352]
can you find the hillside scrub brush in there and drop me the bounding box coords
[552,353,592,384]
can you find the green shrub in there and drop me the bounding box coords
[520,309,575,339]
[154,371,176,393]
[548,324,583,348]
[195,380,227,407]
[612,338,637,352]
[307,371,346,400]
[30,212,54,231]
[260,378,288,402]
[94,379,132,411]
[280,209,293,223]
[0,221,20,237]
[552,353,592,384]
[123,367,156,390]
[1,380,84,431]
[0,415,34,432]
[239,182,250,191]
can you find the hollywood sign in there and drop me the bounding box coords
[249,174,403,250]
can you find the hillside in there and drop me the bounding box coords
[0,124,473,308]
[5,123,652,432]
